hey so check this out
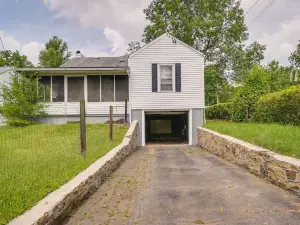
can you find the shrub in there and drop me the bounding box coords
[231,65,269,122]
[254,85,300,125]
[0,72,46,126]
[206,103,231,120]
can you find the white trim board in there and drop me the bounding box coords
[142,110,145,147]
[189,109,193,146]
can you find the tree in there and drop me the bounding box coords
[205,64,227,105]
[231,65,270,122]
[127,41,141,55]
[143,0,248,64]
[0,50,33,67]
[289,40,300,68]
[266,60,292,91]
[39,36,71,67]
[0,72,45,126]
[230,42,266,81]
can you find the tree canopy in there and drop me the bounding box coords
[39,36,71,67]
[289,40,300,68]
[0,50,33,68]
[143,0,248,64]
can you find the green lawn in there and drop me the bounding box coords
[0,124,128,225]
[204,120,300,159]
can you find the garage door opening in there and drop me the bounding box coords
[145,111,188,144]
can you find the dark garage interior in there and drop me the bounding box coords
[145,112,188,144]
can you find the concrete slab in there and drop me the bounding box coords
[64,146,300,225]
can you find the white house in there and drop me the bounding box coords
[6,33,205,145]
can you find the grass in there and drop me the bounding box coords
[0,123,128,225]
[204,120,300,159]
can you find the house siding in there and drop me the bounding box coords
[129,34,205,110]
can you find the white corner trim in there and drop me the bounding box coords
[189,109,193,145]
[142,110,145,146]
[64,76,68,103]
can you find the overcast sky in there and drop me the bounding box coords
[0,0,299,65]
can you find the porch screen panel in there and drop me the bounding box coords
[101,75,114,102]
[68,77,84,102]
[39,76,51,102]
[87,75,100,102]
[52,76,64,102]
[115,75,129,102]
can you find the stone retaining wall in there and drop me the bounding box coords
[198,127,300,196]
[9,121,138,225]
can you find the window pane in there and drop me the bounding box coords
[88,76,100,102]
[52,76,64,102]
[101,75,114,102]
[39,76,51,102]
[115,75,129,102]
[160,65,172,79]
[161,84,173,91]
[160,65,173,91]
[68,77,84,102]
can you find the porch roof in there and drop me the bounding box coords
[60,56,128,68]
[15,67,128,75]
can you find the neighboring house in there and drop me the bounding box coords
[0,67,14,126]
[16,33,205,146]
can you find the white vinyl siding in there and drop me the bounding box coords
[129,34,204,110]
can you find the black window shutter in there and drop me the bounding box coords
[175,63,181,92]
[152,63,158,92]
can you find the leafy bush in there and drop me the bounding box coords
[231,65,269,122]
[254,85,300,125]
[206,103,231,120]
[0,72,46,126]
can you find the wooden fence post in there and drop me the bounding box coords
[125,98,128,123]
[109,105,113,140]
[80,100,86,155]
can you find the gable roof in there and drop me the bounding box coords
[129,33,204,58]
[60,56,128,68]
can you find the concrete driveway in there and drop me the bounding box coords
[64,145,300,225]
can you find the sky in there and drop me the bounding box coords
[0,0,299,65]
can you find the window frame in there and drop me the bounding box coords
[158,64,175,92]
[87,75,101,102]
[51,75,65,103]
[38,76,51,103]
[65,75,86,103]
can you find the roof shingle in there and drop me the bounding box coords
[60,56,128,68]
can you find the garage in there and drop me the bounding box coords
[145,111,189,144]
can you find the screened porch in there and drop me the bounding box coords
[38,74,129,116]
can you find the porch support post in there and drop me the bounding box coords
[84,75,88,102]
